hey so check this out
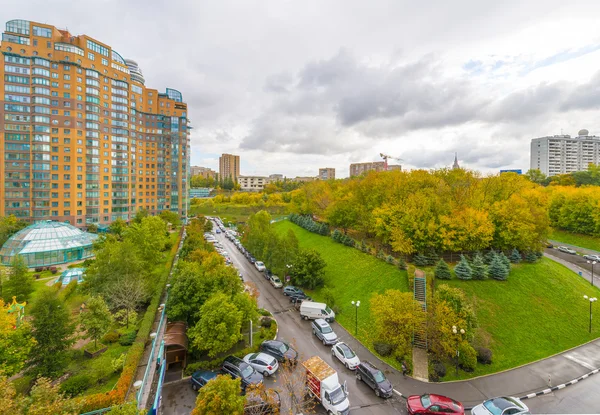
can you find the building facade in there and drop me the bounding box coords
[0,19,190,227]
[318,167,335,180]
[190,166,216,179]
[349,161,385,177]
[219,153,240,180]
[189,188,211,199]
[530,129,600,176]
[269,173,283,180]
[237,175,270,191]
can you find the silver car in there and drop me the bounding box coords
[558,246,576,255]
[312,318,338,345]
[471,396,530,415]
[583,254,600,262]
[243,352,279,377]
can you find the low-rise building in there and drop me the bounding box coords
[237,176,271,191]
[191,166,217,179]
[189,188,212,199]
[269,174,284,180]
[292,176,317,182]
[319,168,336,180]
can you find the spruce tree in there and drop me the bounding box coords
[471,252,488,280]
[413,253,429,267]
[386,255,395,264]
[454,255,473,280]
[5,255,34,302]
[525,251,538,263]
[489,255,508,280]
[499,252,511,273]
[484,249,497,265]
[397,257,407,270]
[509,248,522,264]
[360,240,368,252]
[332,229,342,242]
[434,259,452,280]
[377,249,386,260]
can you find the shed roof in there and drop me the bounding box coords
[165,321,188,350]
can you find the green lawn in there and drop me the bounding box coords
[273,221,409,348]
[191,202,288,224]
[549,228,600,252]
[276,220,600,381]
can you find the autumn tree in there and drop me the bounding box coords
[278,359,316,415]
[29,287,76,377]
[80,296,113,350]
[4,255,34,302]
[0,299,35,376]
[191,375,244,415]
[107,402,148,415]
[21,377,80,415]
[371,290,426,358]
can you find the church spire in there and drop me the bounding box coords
[452,152,460,169]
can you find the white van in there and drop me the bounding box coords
[300,301,335,322]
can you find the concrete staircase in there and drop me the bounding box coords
[413,271,427,349]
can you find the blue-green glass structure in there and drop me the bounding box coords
[0,221,98,267]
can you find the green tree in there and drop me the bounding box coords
[321,286,336,308]
[488,254,509,280]
[125,216,168,266]
[290,249,327,289]
[484,249,497,265]
[454,255,473,280]
[471,253,488,280]
[107,402,147,415]
[132,208,149,224]
[159,210,181,227]
[29,288,76,377]
[5,255,34,302]
[80,296,113,350]
[0,215,29,247]
[524,251,538,263]
[191,375,244,415]
[108,217,128,239]
[434,259,452,280]
[509,248,522,264]
[188,293,242,357]
[498,252,511,273]
[524,169,547,185]
[86,223,98,233]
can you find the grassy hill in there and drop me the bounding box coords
[276,220,600,380]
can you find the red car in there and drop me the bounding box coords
[407,394,464,415]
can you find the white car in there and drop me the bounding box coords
[243,352,279,377]
[471,396,530,415]
[254,261,266,272]
[558,246,576,255]
[331,342,360,370]
[269,275,283,288]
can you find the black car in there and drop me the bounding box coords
[190,370,218,391]
[356,361,394,398]
[244,388,281,414]
[249,256,256,264]
[290,293,312,303]
[259,340,298,363]
[221,356,264,390]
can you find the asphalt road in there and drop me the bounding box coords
[526,372,600,414]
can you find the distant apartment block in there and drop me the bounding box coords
[349,162,385,177]
[269,174,284,180]
[237,175,271,191]
[293,176,317,182]
[219,153,240,180]
[530,129,600,176]
[191,166,216,179]
[319,168,335,180]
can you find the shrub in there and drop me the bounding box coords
[360,240,368,252]
[60,374,92,398]
[454,255,473,280]
[499,252,511,272]
[34,274,40,279]
[425,251,439,266]
[377,250,386,260]
[332,229,342,243]
[373,341,394,357]
[535,251,543,259]
[60,280,79,300]
[458,343,478,372]
[341,234,355,247]
[386,255,395,264]
[35,267,43,273]
[397,257,407,270]
[102,331,120,344]
[258,308,271,317]
[434,259,452,280]
[111,353,126,373]
[433,361,446,379]
[260,318,273,328]
[509,248,522,264]
[525,251,538,263]
[114,309,138,327]
[119,330,137,346]
[413,253,428,266]
[476,347,493,365]
[164,240,174,251]
[321,287,336,308]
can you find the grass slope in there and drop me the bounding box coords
[273,221,409,346]
[549,228,600,252]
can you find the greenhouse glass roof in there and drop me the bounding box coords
[0,221,98,258]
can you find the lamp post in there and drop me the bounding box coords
[587,260,597,287]
[351,300,360,335]
[584,295,598,333]
[452,325,465,376]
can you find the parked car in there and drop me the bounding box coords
[269,275,283,288]
[312,318,338,345]
[544,241,554,248]
[215,228,221,234]
[583,254,600,262]
[249,256,256,264]
[283,286,304,297]
[259,340,298,363]
[255,261,266,271]
[221,356,263,390]
[331,342,360,370]
[244,388,281,414]
[355,361,393,398]
[243,352,279,376]
[407,394,464,414]
[471,396,529,415]
[190,370,218,391]
[290,293,312,304]
[558,246,577,255]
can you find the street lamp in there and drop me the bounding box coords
[452,325,465,376]
[587,260,597,287]
[351,300,360,335]
[584,295,598,333]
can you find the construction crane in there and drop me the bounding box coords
[380,153,403,171]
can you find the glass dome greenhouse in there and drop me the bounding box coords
[0,221,98,267]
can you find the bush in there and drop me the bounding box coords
[119,330,137,346]
[114,309,138,327]
[413,253,429,267]
[34,267,43,273]
[499,252,511,272]
[458,343,478,372]
[260,318,273,328]
[164,240,174,251]
[102,331,121,344]
[509,248,522,264]
[434,259,452,280]
[321,287,336,308]
[525,251,538,263]
[386,255,395,264]
[34,274,40,279]
[476,347,493,365]
[433,361,446,380]
[258,308,271,317]
[454,255,473,280]
[360,240,368,253]
[535,251,543,259]
[373,341,394,357]
[111,353,126,373]
[397,257,407,270]
[332,229,342,243]
[484,249,497,265]
[377,250,386,260]
[425,251,439,266]
[59,280,79,300]
[60,374,92,398]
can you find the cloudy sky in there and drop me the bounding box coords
[5,1,600,177]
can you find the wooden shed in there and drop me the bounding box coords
[164,321,188,370]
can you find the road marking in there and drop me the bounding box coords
[564,353,597,371]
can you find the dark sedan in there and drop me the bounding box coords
[259,340,298,363]
[190,370,218,391]
[355,361,394,398]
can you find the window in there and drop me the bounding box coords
[33,25,52,37]
[2,33,30,45]
[88,52,95,61]
[87,40,109,57]
[54,43,84,56]
[6,20,30,35]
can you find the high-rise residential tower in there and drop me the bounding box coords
[530,129,600,176]
[318,167,335,180]
[219,153,240,180]
[0,19,190,227]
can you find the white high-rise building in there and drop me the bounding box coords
[530,129,600,176]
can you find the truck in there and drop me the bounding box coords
[302,356,350,415]
[300,301,335,322]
